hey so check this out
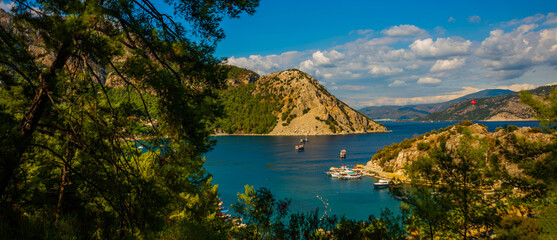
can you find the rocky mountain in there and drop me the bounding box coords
[368,122,555,176]
[216,67,388,135]
[416,85,555,121]
[359,89,515,120]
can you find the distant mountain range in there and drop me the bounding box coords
[359,89,515,120]
[415,85,554,121]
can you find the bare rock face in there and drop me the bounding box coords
[257,69,387,135]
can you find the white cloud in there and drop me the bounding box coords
[496,83,536,92]
[369,65,403,76]
[227,51,304,75]
[430,58,466,72]
[339,85,367,91]
[468,15,481,23]
[410,37,472,58]
[434,26,446,36]
[388,80,407,87]
[476,24,557,79]
[448,17,456,22]
[545,13,557,25]
[360,87,482,106]
[417,77,442,85]
[312,51,331,66]
[405,64,419,70]
[381,24,427,37]
[350,29,374,35]
[0,1,14,11]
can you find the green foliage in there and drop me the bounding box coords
[459,120,474,126]
[399,131,506,239]
[507,125,519,132]
[0,0,259,238]
[216,82,279,134]
[495,215,540,240]
[531,126,544,133]
[302,108,310,114]
[520,87,557,132]
[417,142,430,151]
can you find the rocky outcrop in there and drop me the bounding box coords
[222,68,387,135]
[368,122,555,176]
[262,70,387,135]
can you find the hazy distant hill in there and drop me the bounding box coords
[216,67,387,135]
[415,85,555,121]
[359,89,515,120]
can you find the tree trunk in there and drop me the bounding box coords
[0,42,72,199]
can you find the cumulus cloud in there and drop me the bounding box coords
[476,24,557,79]
[417,77,442,85]
[468,15,481,23]
[430,58,466,72]
[448,17,456,22]
[410,37,472,58]
[312,51,332,66]
[369,65,404,76]
[389,80,407,87]
[226,51,305,75]
[381,24,427,37]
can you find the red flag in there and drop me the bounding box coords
[471,100,477,104]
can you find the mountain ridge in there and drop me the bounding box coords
[216,67,388,135]
[359,89,515,120]
[416,85,555,121]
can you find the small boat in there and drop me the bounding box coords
[295,144,304,151]
[373,179,390,188]
[137,145,144,149]
[340,149,346,158]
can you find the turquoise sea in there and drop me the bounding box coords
[204,121,541,220]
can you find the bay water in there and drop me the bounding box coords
[204,121,540,220]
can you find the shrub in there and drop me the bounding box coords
[506,125,519,132]
[417,142,430,151]
[460,120,474,126]
[530,127,543,133]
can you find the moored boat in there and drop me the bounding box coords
[295,144,304,151]
[373,179,390,188]
[340,149,346,158]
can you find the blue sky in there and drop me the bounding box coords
[215,0,557,108]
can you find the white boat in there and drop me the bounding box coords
[373,179,390,188]
[340,149,346,158]
[326,165,362,179]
